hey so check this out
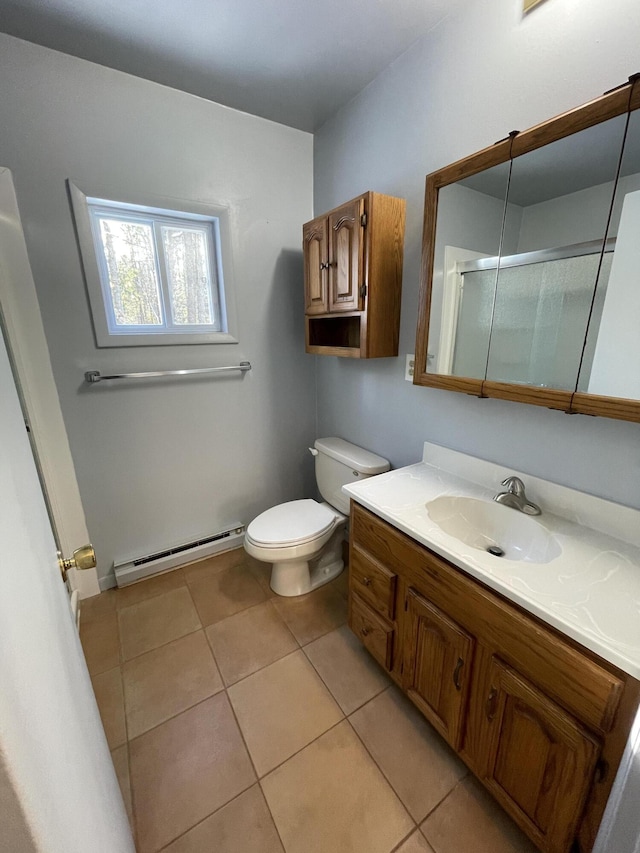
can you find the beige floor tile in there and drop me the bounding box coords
[118,587,201,661]
[116,568,186,610]
[130,693,255,853]
[304,624,390,713]
[123,631,223,738]
[183,547,247,584]
[111,744,133,828]
[261,719,413,853]
[188,563,267,627]
[395,830,436,853]
[80,588,117,622]
[272,583,347,646]
[162,785,284,853]
[350,687,467,823]
[80,610,120,675]
[421,776,538,853]
[205,601,298,686]
[227,650,343,776]
[91,667,126,749]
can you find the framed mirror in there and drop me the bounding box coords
[415,77,640,422]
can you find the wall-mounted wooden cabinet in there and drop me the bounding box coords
[303,191,405,358]
[348,501,640,853]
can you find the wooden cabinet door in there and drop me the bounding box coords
[303,216,328,314]
[479,658,600,853]
[328,197,365,312]
[403,587,474,750]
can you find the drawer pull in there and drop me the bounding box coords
[361,626,371,637]
[486,687,498,722]
[361,577,372,587]
[453,657,464,691]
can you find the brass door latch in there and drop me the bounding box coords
[58,544,96,581]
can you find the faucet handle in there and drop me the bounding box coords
[501,476,526,496]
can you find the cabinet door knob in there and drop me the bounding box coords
[361,626,371,637]
[362,577,372,587]
[485,687,498,722]
[453,657,464,691]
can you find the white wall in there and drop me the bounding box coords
[314,0,640,509]
[589,189,640,398]
[0,34,315,585]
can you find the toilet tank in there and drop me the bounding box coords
[313,437,390,515]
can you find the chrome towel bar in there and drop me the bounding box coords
[84,361,251,384]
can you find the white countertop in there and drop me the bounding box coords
[343,443,640,679]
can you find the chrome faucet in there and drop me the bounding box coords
[493,476,541,516]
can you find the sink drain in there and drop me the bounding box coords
[487,545,505,557]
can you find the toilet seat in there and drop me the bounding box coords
[246,499,337,548]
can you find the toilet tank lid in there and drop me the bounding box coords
[314,437,390,475]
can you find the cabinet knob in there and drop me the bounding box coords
[362,577,372,587]
[361,626,371,637]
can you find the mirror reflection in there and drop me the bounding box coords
[484,114,627,390]
[427,161,510,378]
[577,107,640,399]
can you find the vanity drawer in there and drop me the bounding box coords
[350,593,394,671]
[350,545,397,619]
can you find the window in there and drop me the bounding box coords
[69,183,237,346]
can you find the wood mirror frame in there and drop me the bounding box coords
[414,76,640,423]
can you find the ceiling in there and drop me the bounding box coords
[0,0,459,131]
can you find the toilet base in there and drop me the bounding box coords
[269,527,345,597]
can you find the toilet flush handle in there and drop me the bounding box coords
[309,447,318,456]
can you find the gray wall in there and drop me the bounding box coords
[314,0,640,509]
[0,34,316,585]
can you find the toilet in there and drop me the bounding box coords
[244,437,390,597]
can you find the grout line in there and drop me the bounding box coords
[155,782,275,852]
[343,710,418,821]
[389,826,422,852]
[120,626,203,667]
[419,774,469,827]
[257,716,346,781]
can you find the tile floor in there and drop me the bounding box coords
[80,548,537,853]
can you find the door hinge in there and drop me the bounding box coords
[359,284,367,299]
[361,212,367,227]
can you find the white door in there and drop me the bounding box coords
[0,324,134,851]
[0,167,99,598]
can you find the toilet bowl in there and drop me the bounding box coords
[244,438,390,597]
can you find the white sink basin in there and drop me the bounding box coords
[426,496,562,564]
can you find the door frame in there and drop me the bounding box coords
[0,167,99,597]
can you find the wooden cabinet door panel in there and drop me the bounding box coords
[328,198,364,312]
[481,658,600,853]
[303,217,328,314]
[403,587,474,750]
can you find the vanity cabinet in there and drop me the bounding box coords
[348,501,640,853]
[303,191,405,358]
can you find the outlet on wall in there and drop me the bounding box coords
[405,354,415,381]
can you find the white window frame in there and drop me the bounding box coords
[68,181,238,347]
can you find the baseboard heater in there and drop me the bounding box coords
[113,524,245,588]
